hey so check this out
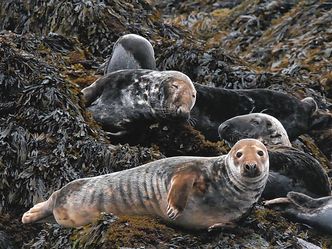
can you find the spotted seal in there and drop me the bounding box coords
[82,69,196,136]
[218,113,292,147]
[264,191,332,234]
[104,34,156,74]
[22,139,269,229]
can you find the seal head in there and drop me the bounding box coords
[218,113,291,147]
[226,138,269,180]
[105,34,156,74]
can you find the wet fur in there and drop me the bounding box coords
[82,69,196,134]
[218,113,291,147]
[22,139,269,229]
[192,83,317,141]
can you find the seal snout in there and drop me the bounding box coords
[218,123,229,137]
[243,162,259,177]
[175,106,190,119]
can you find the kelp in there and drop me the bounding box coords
[0,32,165,214]
[0,0,331,248]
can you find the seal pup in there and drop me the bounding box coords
[82,69,196,136]
[218,113,292,147]
[191,83,317,141]
[218,114,331,199]
[264,191,332,234]
[104,34,156,74]
[22,139,269,229]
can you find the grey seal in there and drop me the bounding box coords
[22,139,269,230]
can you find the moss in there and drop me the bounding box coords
[143,123,229,157]
[71,75,99,88]
[71,214,179,248]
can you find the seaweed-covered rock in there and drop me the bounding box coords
[0,0,331,248]
[0,32,163,214]
[0,0,184,57]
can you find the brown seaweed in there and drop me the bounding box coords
[0,0,331,248]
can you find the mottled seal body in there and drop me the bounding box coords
[192,83,317,141]
[104,34,156,74]
[22,139,269,229]
[82,69,196,135]
[218,113,292,147]
[265,191,332,234]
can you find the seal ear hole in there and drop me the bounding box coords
[257,150,264,157]
[192,94,195,98]
[143,93,148,101]
[236,152,243,158]
[251,119,260,125]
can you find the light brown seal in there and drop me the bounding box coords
[22,139,269,230]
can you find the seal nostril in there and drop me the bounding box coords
[244,163,257,172]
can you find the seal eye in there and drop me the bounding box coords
[172,84,179,89]
[266,121,272,127]
[236,152,242,158]
[257,150,264,157]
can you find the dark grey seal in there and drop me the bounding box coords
[264,191,332,234]
[192,83,317,141]
[82,69,196,136]
[104,34,156,74]
[218,113,292,147]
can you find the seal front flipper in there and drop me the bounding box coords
[82,74,113,106]
[166,165,204,220]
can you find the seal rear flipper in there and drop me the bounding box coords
[22,200,53,224]
[22,191,57,224]
[167,166,203,220]
[287,191,329,209]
